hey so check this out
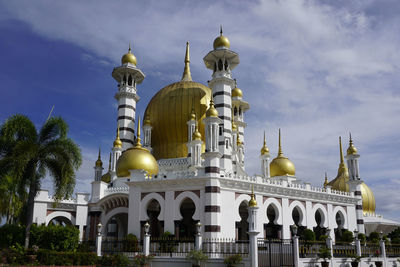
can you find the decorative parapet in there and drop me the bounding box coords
[158,157,190,171]
[104,186,129,196]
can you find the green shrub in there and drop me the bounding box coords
[4,244,27,265]
[301,229,316,242]
[125,233,139,252]
[0,224,25,248]
[391,237,400,244]
[369,232,380,243]
[36,250,97,265]
[30,224,79,251]
[358,233,366,243]
[317,247,332,261]
[224,254,243,265]
[100,254,129,267]
[319,235,328,241]
[340,230,354,243]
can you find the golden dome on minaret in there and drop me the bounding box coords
[116,117,159,177]
[144,42,211,159]
[121,44,137,66]
[270,129,296,177]
[192,125,202,141]
[213,26,230,50]
[248,186,257,207]
[260,131,269,155]
[206,98,219,117]
[232,82,243,98]
[101,153,112,183]
[95,148,103,167]
[327,137,375,214]
[347,133,358,155]
[113,126,122,148]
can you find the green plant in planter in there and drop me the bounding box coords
[347,253,362,267]
[224,254,242,266]
[133,254,154,266]
[186,250,208,267]
[317,247,332,267]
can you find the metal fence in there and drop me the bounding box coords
[385,244,400,258]
[101,240,143,257]
[202,239,249,258]
[258,239,294,267]
[299,241,325,258]
[149,237,195,257]
[332,242,356,257]
[361,243,380,257]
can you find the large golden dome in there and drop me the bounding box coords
[116,118,159,177]
[328,137,375,214]
[144,43,211,159]
[270,129,296,176]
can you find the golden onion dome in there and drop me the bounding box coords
[192,126,202,141]
[232,87,243,98]
[270,129,295,176]
[206,98,219,117]
[116,118,159,177]
[248,186,257,207]
[121,44,137,66]
[213,26,230,50]
[260,131,269,155]
[347,133,358,155]
[144,43,212,159]
[327,137,375,214]
[95,148,103,167]
[113,127,122,148]
[101,172,111,183]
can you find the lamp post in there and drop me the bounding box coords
[291,224,300,267]
[195,221,202,251]
[143,222,150,256]
[291,224,298,236]
[354,230,361,256]
[96,223,102,256]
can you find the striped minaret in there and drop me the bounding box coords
[112,44,145,150]
[345,134,365,234]
[204,27,239,175]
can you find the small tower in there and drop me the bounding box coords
[203,98,222,177]
[111,127,123,180]
[247,185,259,267]
[260,131,271,178]
[345,133,360,181]
[188,125,202,167]
[187,107,197,144]
[94,148,103,181]
[204,27,240,174]
[112,44,145,150]
[142,114,152,151]
[237,136,244,167]
[323,172,329,188]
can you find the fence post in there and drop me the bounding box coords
[379,232,386,266]
[292,230,300,267]
[247,187,259,267]
[326,229,333,259]
[354,231,361,257]
[96,223,102,257]
[143,222,150,256]
[195,221,203,251]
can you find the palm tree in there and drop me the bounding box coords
[0,114,82,248]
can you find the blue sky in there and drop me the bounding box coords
[0,0,399,222]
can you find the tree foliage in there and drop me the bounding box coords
[0,114,82,248]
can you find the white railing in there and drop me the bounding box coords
[104,186,129,196]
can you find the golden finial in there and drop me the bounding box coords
[181,42,192,81]
[192,124,202,141]
[249,185,257,207]
[339,136,344,163]
[190,106,196,121]
[135,116,142,147]
[347,132,358,155]
[220,25,223,35]
[261,131,269,155]
[108,153,111,171]
[129,42,131,53]
[206,96,218,117]
[278,128,283,157]
[323,172,328,188]
[113,125,122,148]
[95,147,103,167]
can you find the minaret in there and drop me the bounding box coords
[142,114,152,151]
[111,127,122,180]
[260,131,271,178]
[345,134,365,234]
[323,172,328,188]
[182,42,192,81]
[204,27,239,174]
[248,186,259,267]
[94,148,103,181]
[187,108,197,144]
[203,98,222,177]
[232,81,249,170]
[112,44,145,150]
[188,124,202,167]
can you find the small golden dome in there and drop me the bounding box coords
[232,121,237,131]
[206,98,219,117]
[116,118,159,177]
[232,87,243,98]
[270,129,295,176]
[248,186,257,207]
[192,125,202,141]
[143,114,151,126]
[190,108,196,121]
[347,133,358,155]
[113,127,122,148]
[213,26,230,50]
[121,44,137,66]
[260,131,269,155]
[101,172,111,183]
[95,148,103,167]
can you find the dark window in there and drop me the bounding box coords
[218,59,223,71]
[224,59,228,70]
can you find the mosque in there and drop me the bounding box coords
[32,30,399,242]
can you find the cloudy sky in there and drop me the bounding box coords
[0,0,399,222]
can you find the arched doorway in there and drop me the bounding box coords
[313,209,326,240]
[176,198,196,238]
[146,199,162,238]
[334,211,345,241]
[48,216,72,226]
[105,213,128,240]
[292,207,306,237]
[264,205,281,239]
[236,201,249,240]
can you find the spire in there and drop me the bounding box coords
[339,136,344,163]
[128,42,131,53]
[192,124,202,141]
[206,96,218,117]
[220,25,223,36]
[181,42,192,81]
[249,185,257,207]
[108,153,111,171]
[95,147,103,167]
[261,131,269,155]
[113,125,122,148]
[324,172,328,188]
[278,128,283,157]
[135,116,142,147]
[347,132,358,155]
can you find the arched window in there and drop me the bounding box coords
[234,107,238,116]
[213,62,217,73]
[177,198,196,238]
[236,201,249,240]
[218,59,223,71]
[146,199,162,237]
[128,75,132,86]
[123,75,127,85]
[224,59,228,70]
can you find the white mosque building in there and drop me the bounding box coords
[32,30,398,242]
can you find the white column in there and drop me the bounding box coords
[293,235,300,267]
[127,185,141,238]
[248,205,259,267]
[96,223,102,256]
[281,197,291,239]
